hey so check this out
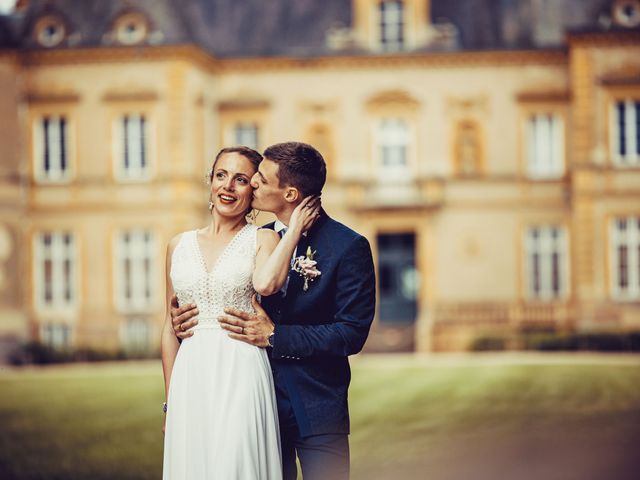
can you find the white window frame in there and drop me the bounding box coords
[610,216,640,301]
[114,229,157,313]
[376,117,411,180]
[611,99,640,166]
[33,231,77,313]
[526,113,564,179]
[40,323,72,350]
[33,115,72,183]
[113,113,151,182]
[378,0,405,51]
[120,317,151,353]
[525,226,569,301]
[233,122,259,150]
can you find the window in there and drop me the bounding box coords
[34,116,69,182]
[41,323,72,350]
[120,318,151,353]
[34,16,66,47]
[378,118,410,177]
[525,226,568,301]
[612,0,640,27]
[612,100,640,166]
[234,122,259,150]
[379,1,405,51]
[114,230,156,312]
[378,233,418,323]
[115,114,149,181]
[610,216,640,300]
[526,113,564,178]
[113,13,149,45]
[33,231,76,310]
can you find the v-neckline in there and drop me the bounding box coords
[193,224,249,275]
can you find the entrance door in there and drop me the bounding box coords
[371,232,418,351]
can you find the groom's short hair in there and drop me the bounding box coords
[263,142,326,197]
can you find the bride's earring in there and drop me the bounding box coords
[208,198,214,212]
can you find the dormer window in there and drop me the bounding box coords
[379,1,405,51]
[353,0,428,52]
[613,0,640,27]
[113,13,149,45]
[34,16,66,48]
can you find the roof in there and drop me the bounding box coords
[0,0,632,56]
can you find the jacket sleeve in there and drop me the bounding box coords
[271,235,376,358]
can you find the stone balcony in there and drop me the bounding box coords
[339,177,445,211]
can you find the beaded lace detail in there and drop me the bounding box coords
[170,224,257,328]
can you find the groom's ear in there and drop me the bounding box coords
[283,187,301,204]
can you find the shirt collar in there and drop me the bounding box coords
[274,219,287,234]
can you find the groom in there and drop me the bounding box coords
[170,142,376,479]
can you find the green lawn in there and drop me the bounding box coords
[1,354,639,480]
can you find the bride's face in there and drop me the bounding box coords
[209,153,256,218]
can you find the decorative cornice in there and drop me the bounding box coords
[102,91,159,102]
[10,44,571,74]
[445,95,490,115]
[25,92,81,103]
[0,50,20,64]
[567,29,640,47]
[216,49,568,73]
[20,44,220,73]
[365,89,420,110]
[599,73,640,87]
[516,91,571,103]
[217,99,270,112]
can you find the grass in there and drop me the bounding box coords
[1,354,639,480]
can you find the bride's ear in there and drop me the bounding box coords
[284,187,300,204]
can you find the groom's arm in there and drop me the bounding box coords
[272,235,376,358]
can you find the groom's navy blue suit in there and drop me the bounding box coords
[262,211,376,479]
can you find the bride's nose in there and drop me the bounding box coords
[223,176,234,191]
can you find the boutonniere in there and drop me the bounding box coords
[292,246,321,292]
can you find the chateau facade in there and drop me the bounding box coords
[0,0,639,357]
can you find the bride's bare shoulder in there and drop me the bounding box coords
[166,230,192,255]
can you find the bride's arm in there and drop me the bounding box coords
[161,235,181,403]
[252,196,320,296]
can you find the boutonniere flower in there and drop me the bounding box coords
[292,246,321,292]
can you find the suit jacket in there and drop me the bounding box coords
[261,211,376,437]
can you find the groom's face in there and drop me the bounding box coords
[250,159,288,213]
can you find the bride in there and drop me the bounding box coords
[160,146,319,479]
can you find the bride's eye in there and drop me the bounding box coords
[237,177,248,184]
[215,172,225,180]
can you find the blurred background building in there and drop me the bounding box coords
[0,0,639,359]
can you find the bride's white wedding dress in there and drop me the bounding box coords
[163,224,282,479]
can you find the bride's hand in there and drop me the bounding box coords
[288,195,321,236]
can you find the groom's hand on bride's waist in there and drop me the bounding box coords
[170,294,199,340]
[218,294,275,348]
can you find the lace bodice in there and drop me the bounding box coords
[170,224,258,328]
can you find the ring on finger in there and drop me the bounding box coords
[180,323,185,332]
